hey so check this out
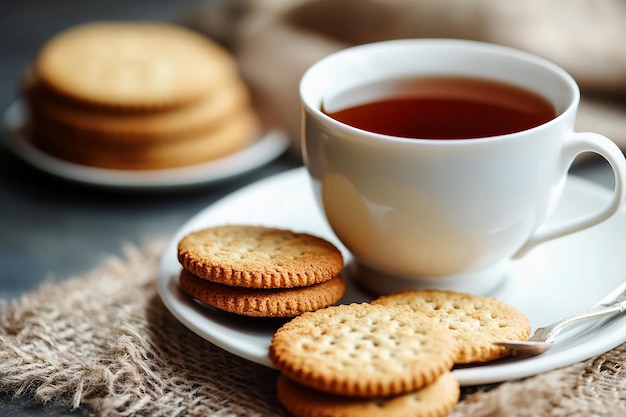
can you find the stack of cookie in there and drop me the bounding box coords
[270,303,461,417]
[24,22,260,170]
[269,289,531,416]
[176,225,346,317]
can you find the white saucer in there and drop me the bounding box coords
[1,101,290,189]
[157,167,626,386]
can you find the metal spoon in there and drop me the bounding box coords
[494,279,626,357]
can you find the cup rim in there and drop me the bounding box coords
[300,38,580,144]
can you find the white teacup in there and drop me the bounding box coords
[300,39,626,295]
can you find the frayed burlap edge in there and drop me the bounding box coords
[1,242,625,416]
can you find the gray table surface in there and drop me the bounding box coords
[0,1,619,415]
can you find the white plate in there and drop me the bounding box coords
[1,101,290,189]
[158,167,626,386]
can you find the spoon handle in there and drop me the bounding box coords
[529,298,626,343]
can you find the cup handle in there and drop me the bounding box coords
[513,132,626,259]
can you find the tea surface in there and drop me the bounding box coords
[323,77,556,139]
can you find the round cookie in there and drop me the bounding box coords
[179,269,345,317]
[27,77,251,143]
[31,109,259,170]
[372,289,531,364]
[35,22,237,109]
[269,303,458,398]
[276,372,460,417]
[177,225,344,288]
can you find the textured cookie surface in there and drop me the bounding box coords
[35,22,236,108]
[372,290,531,363]
[277,372,460,417]
[269,303,457,397]
[179,269,345,317]
[178,225,344,288]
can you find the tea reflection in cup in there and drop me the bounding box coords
[300,39,626,295]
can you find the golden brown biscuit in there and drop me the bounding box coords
[26,76,251,143]
[372,289,531,363]
[179,269,346,317]
[269,303,458,398]
[177,225,344,288]
[31,109,259,170]
[35,22,237,109]
[276,372,460,417]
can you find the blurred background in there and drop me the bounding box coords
[1,1,624,415]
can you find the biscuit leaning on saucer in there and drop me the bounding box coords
[24,21,260,170]
[372,289,531,364]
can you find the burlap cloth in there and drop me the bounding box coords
[186,0,626,157]
[1,242,625,416]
